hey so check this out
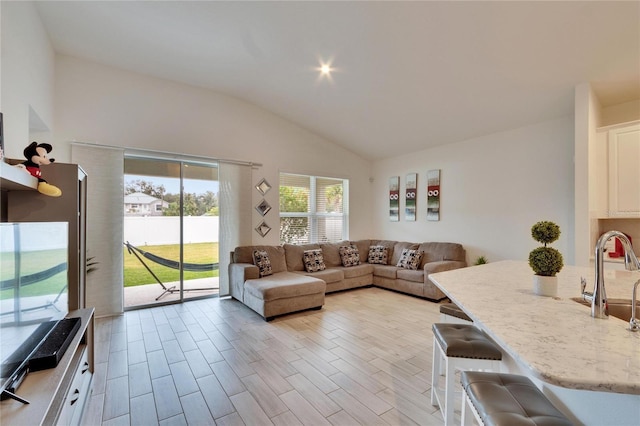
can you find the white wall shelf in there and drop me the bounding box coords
[0,161,38,191]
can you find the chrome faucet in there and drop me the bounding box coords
[630,279,639,332]
[583,231,640,319]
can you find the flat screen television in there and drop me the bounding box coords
[0,222,68,401]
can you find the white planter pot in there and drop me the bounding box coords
[533,275,558,297]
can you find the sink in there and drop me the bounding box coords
[571,298,640,323]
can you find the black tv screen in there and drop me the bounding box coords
[0,222,68,397]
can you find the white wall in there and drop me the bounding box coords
[371,117,575,265]
[574,84,601,267]
[1,2,55,154]
[53,55,373,244]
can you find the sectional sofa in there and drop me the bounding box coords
[229,239,466,320]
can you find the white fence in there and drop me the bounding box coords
[124,216,219,246]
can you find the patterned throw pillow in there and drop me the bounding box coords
[339,245,360,267]
[303,249,326,273]
[396,248,423,270]
[252,250,273,277]
[368,245,388,264]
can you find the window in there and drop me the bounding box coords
[279,173,348,244]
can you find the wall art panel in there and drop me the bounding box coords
[427,169,440,221]
[389,176,400,222]
[405,173,417,221]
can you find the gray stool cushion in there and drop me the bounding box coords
[432,323,502,360]
[461,371,573,426]
[440,302,472,321]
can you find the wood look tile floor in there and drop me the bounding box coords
[83,287,453,426]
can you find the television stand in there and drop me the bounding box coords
[0,308,94,425]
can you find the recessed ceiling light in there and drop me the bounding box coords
[315,58,336,83]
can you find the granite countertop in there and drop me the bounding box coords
[429,260,640,395]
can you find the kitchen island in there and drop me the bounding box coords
[429,260,640,426]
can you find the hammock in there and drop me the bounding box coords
[124,242,218,300]
[124,242,218,272]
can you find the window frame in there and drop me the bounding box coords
[279,173,349,244]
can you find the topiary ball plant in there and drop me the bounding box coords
[528,221,564,277]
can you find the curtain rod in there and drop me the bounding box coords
[69,141,262,168]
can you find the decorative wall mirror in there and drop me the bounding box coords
[255,221,272,237]
[255,178,271,195]
[255,199,272,216]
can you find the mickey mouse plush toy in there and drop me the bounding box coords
[18,142,62,197]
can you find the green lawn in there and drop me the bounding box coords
[124,242,219,287]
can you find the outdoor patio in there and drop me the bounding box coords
[123,277,219,308]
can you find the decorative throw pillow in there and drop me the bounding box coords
[396,248,423,270]
[339,245,360,267]
[368,245,388,264]
[252,250,273,277]
[303,249,326,273]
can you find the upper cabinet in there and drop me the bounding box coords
[608,123,640,218]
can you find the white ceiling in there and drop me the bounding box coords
[35,1,640,160]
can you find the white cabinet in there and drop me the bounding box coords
[608,123,640,217]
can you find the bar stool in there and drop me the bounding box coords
[431,323,502,426]
[461,371,573,426]
[439,302,473,324]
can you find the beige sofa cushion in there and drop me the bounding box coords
[418,242,466,268]
[391,242,419,266]
[295,268,344,284]
[397,268,425,283]
[372,264,398,279]
[333,263,374,279]
[284,243,321,271]
[320,241,350,267]
[350,240,371,261]
[244,272,326,302]
[234,245,287,273]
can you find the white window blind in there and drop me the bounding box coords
[279,173,348,244]
[219,162,252,297]
[71,143,125,316]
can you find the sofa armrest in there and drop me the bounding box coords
[229,263,259,301]
[424,260,466,275]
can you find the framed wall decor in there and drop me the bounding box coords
[255,178,271,195]
[255,199,271,216]
[389,176,400,222]
[405,173,417,221]
[427,169,440,221]
[255,221,272,237]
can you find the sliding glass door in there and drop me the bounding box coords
[123,157,219,309]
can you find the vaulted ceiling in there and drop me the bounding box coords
[36,1,640,160]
